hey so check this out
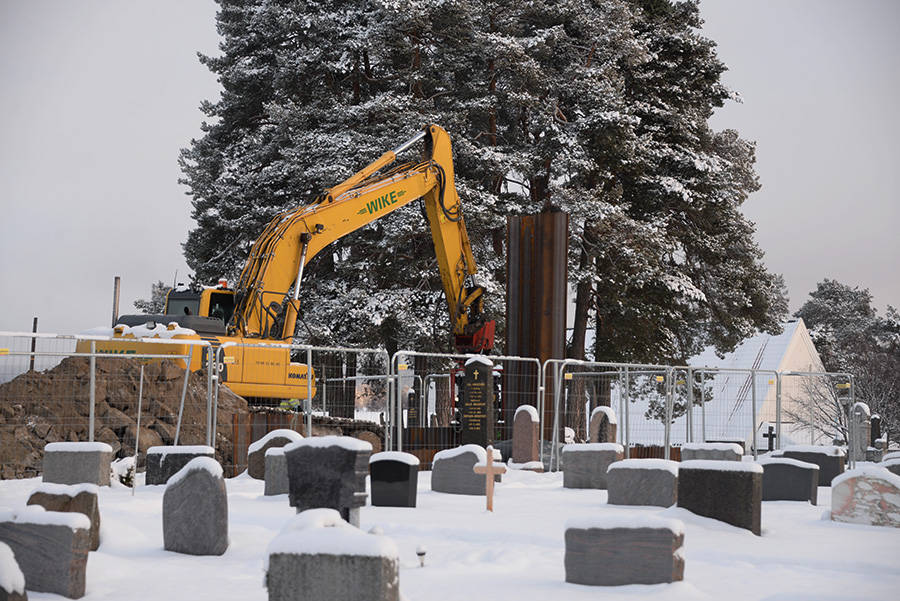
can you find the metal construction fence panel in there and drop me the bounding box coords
[542,359,855,469]
[0,332,201,479]
[1,329,858,480]
[220,343,391,476]
[387,351,542,467]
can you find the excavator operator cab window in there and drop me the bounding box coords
[165,294,201,318]
[208,291,235,324]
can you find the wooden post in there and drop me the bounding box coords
[473,446,507,512]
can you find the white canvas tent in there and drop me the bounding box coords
[619,319,834,451]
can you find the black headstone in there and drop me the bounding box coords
[369,452,419,507]
[460,358,494,447]
[871,415,882,446]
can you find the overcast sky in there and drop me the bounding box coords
[1,0,898,336]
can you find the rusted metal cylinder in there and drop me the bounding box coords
[506,213,568,441]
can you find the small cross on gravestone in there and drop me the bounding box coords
[473,445,506,512]
[763,426,776,452]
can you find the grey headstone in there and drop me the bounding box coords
[678,461,763,536]
[881,459,900,479]
[0,542,27,601]
[162,457,228,556]
[266,509,399,601]
[562,444,623,489]
[0,508,90,598]
[430,446,486,496]
[783,446,845,486]
[510,406,540,467]
[264,448,290,496]
[42,442,113,487]
[247,429,303,480]
[588,407,617,444]
[680,443,742,462]
[27,484,101,550]
[284,437,371,527]
[759,458,819,505]
[607,459,678,507]
[146,445,216,485]
[565,517,684,586]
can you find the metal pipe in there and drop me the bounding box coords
[751,372,758,459]
[293,235,311,301]
[89,341,96,442]
[133,365,144,496]
[111,276,121,327]
[174,345,195,446]
[393,130,427,155]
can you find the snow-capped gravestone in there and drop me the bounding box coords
[880,458,900,479]
[27,483,101,551]
[0,541,27,601]
[680,442,743,462]
[42,442,113,487]
[678,461,763,536]
[783,446,845,486]
[849,403,871,463]
[460,357,495,448]
[562,444,623,490]
[564,515,685,586]
[588,406,617,444]
[607,459,678,507]
[284,436,371,528]
[758,457,819,505]
[248,429,303,480]
[265,447,290,496]
[831,466,900,529]
[369,452,419,508]
[162,457,228,556]
[509,405,542,471]
[0,506,90,598]
[266,509,399,601]
[146,445,216,486]
[431,445,486,496]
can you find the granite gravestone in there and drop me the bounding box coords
[27,484,101,551]
[146,445,216,486]
[758,457,819,504]
[680,442,743,462]
[831,466,900,528]
[460,357,494,448]
[247,429,303,480]
[510,405,541,471]
[369,452,419,508]
[565,516,685,586]
[783,446,845,486]
[850,403,871,464]
[431,445,486,496]
[162,457,229,556]
[677,461,763,536]
[42,442,113,487]
[588,407,617,444]
[0,506,91,598]
[265,448,290,496]
[0,542,27,601]
[266,509,399,601]
[607,459,679,507]
[284,436,371,527]
[562,444,623,489]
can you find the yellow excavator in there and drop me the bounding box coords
[80,125,495,402]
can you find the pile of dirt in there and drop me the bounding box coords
[0,356,249,479]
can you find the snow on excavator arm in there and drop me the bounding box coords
[229,124,494,353]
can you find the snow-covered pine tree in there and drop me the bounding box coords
[795,280,900,434]
[133,280,171,314]
[585,0,788,365]
[179,0,786,374]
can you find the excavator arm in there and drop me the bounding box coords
[229,124,494,352]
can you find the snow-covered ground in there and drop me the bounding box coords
[1,465,899,600]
